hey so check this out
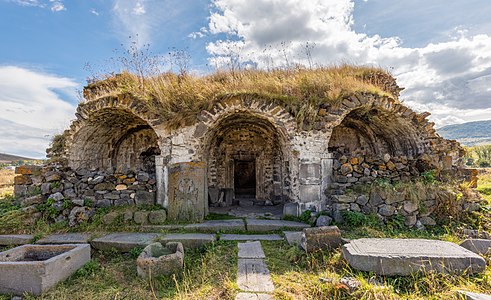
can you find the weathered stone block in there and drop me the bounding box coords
[301,226,343,252]
[134,211,150,224]
[0,244,90,296]
[14,175,32,185]
[342,238,486,276]
[283,202,299,217]
[299,185,321,203]
[460,239,491,255]
[168,162,207,223]
[15,165,42,175]
[315,215,332,227]
[134,190,155,206]
[136,242,184,278]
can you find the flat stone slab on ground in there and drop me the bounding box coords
[460,239,491,255]
[37,233,92,244]
[137,225,186,231]
[237,258,275,293]
[238,241,266,259]
[246,219,310,232]
[343,238,486,276]
[221,234,282,241]
[184,219,246,232]
[283,231,303,245]
[0,235,33,246]
[235,292,274,300]
[91,233,159,252]
[457,290,491,300]
[159,233,216,249]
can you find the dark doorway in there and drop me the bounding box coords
[234,160,256,198]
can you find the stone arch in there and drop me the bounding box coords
[199,97,295,206]
[66,96,161,172]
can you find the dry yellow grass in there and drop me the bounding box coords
[0,168,14,196]
[85,65,398,129]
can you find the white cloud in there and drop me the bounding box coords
[90,8,100,16]
[49,0,65,12]
[0,66,78,158]
[9,0,66,12]
[206,0,491,127]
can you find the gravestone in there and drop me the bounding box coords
[167,162,207,222]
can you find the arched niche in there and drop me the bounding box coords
[68,108,160,173]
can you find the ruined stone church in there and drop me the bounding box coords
[42,67,463,222]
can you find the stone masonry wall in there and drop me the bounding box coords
[13,165,157,226]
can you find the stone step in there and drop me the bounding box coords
[184,219,246,232]
[221,234,282,241]
[237,258,275,293]
[159,233,216,249]
[91,233,160,252]
[235,292,274,300]
[343,238,487,276]
[0,234,33,246]
[246,219,310,232]
[37,233,92,245]
[238,241,266,259]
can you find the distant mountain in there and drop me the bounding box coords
[437,120,491,146]
[0,153,36,163]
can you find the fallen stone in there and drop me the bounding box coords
[238,241,266,259]
[419,216,436,226]
[159,233,215,249]
[283,231,303,246]
[301,226,343,252]
[184,219,245,232]
[342,238,486,276]
[340,277,362,293]
[102,211,121,224]
[315,215,332,227]
[136,242,184,278]
[283,202,299,217]
[456,290,491,300]
[220,234,282,241]
[0,234,33,246]
[91,233,159,252]
[237,258,274,293]
[235,292,274,300]
[460,239,491,255]
[246,219,309,232]
[37,233,92,244]
[148,210,167,224]
[133,211,150,225]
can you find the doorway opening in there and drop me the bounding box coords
[234,160,256,198]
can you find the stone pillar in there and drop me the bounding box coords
[321,153,333,205]
[155,155,168,208]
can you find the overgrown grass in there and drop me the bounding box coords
[85,65,397,129]
[477,169,491,204]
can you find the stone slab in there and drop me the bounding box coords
[235,292,274,300]
[0,235,33,246]
[91,233,159,252]
[246,219,310,232]
[238,241,266,259]
[283,231,303,246]
[343,238,487,276]
[221,234,282,241]
[237,258,274,293]
[137,225,186,231]
[301,226,344,252]
[184,219,246,232]
[0,244,90,296]
[37,233,92,245]
[167,162,207,222]
[457,291,491,300]
[460,239,491,255]
[159,233,216,249]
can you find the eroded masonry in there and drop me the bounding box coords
[14,68,471,225]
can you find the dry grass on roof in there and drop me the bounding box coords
[84,65,399,129]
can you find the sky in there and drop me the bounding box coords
[1,0,491,158]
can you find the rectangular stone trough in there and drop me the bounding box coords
[0,244,91,296]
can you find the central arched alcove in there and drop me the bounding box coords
[204,112,290,206]
[69,108,160,173]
